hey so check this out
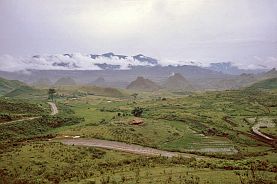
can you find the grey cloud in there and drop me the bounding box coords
[0,0,276,69]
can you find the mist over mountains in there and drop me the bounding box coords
[0,52,272,75]
[0,52,275,91]
[0,53,158,72]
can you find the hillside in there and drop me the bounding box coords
[4,85,43,98]
[0,77,26,96]
[249,77,277,89]
[212,73,257,90]
[262,68,277,79]
[126,77,161,91]
[163,73,194,90]
[80,86,125,97]
[54,85,125,98]
[54,77,76,86]
[0,98,48,115]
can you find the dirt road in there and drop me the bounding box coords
[0,116,40,125]
[55,138,202,158]
[252,119,275,141]
[48,102,58,115]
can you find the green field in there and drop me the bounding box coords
[0,83,277,183]
[55,89,277,155]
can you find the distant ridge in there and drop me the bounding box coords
[127,77,161,91]
[263,68,277,79]
[55,77,76,86]
[163,73,194,91]
[206,62,267,75]
[248,77,277,89]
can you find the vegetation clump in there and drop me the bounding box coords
[131,107,144,117]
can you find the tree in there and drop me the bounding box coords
[48,88,56,101]
[131,107,143,117]
[131,93,138,100]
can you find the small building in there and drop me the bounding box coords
[130,118,144,125]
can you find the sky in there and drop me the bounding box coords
[0,0,277,70]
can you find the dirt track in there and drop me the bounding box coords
[48,102,58,115]
[252,119,275,141]
[0,116,40,125]
[55,138,201,158]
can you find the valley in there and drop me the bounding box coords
[0,74,276,183]
[1,1,277,183]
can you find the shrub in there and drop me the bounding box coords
[131,107,143,117]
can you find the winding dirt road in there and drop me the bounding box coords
[252,119,275,141]
[47,102,58,115]
[55,138,201,158]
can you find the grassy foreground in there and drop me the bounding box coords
[0,88,277,183]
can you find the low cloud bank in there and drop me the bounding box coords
[0,53,160,72]
[0,53,276,72]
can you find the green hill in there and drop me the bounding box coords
[0,77,26,96]
[79,86,125,97]
[163,73,194,91]
[4,86,37,97]
[249,77,277,89]
[0,77,45,98]
[127,77,161,91]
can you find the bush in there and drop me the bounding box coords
[131,107,143,117]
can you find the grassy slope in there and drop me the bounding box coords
[0,77,47,99]
[0,77,25,96]
[248,77,277,89]
[4,85,47,98]
[1,89,277,183]
[0,97,50,123]
[1,141,276,184]
[0,98,49,115]
[57,90,277,154]
[52,85,127,99]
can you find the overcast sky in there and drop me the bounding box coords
[0,0,276,69]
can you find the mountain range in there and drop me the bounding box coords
[0,66,276,91]
[127,77,161,91]
[0,52,276,91]
[206,62,267,75]
[0,53,272,75]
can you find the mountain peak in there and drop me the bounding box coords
[54,77,76,86]
[102,52,115,58]
[127,76,161,91]
[63,54,73,58]
[270,68,276,72]
[163,73,193,90]
[132,54,158,65]
[100,52,128,60]
[266,68,276,74]
[169,73,186,80]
